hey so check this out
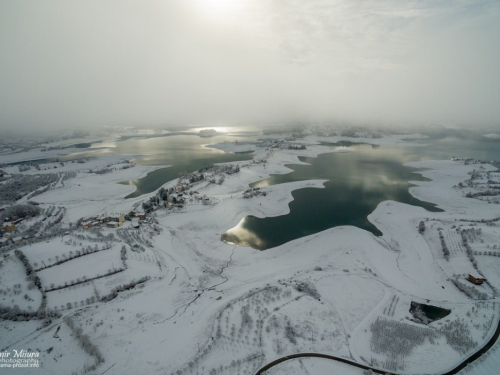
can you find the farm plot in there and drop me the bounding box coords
[170,276,355,375]
[46,283,99,311]
[469,224,500,256]
[475,256,500,290]
[170,284,300,375]
[353,301,498,374]
[37,247,120,290]
[443,229,466,257]
[264,296,349,357]
[44,256,157,311]
[22,236,112,270]
[0,254,42,311]
[91,263,156,299]
[383,294,401,318]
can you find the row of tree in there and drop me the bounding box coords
[44,267,126,292]
[64,316,104,370]
[438,230,450,259]
[14,249,46,311]
[452,277,488,300]
[100,276,150,302]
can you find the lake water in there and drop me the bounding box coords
[65,132,255,198]
[222,144,443,250]
[222,129,500,250]
[66,128,500,250]
[116,135,255,198]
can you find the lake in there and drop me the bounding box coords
[66,128,500,250]
[221,144,443,250]
[222,129,500,250]
[66,132,255,198]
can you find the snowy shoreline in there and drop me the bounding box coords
[1,132,499,375]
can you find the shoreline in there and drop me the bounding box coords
[1,132,499,375]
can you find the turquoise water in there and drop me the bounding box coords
[222,129,500,250]
[222,144,443,250]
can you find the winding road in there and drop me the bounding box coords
[254,309,500,375]
[254,353,386,374]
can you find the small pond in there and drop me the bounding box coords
[409,301,451,324]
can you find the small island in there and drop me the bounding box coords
[199,129,219,137]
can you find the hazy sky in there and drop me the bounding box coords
[1,0,499,132]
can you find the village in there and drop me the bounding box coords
[0,143,281,332]
[0,131,324,266]
[0,131,499,375]
[0,159,272,247]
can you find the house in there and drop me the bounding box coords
[418,221,426,233]
[12,236,23,244]
[138,214,146,220]
[106,221,120,228]
[0,238,9,247]
[467,274,486,285]
[131,218,140,228]
[2,222,15,232]
[108,214,125,224]
[225,166,239,175]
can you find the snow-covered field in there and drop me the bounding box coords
[1,130,499,375]
[0,255,42,311]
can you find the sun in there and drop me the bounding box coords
[196,0,241,17]
[205,0,237,9]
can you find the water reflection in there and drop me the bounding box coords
[223,217,267,249]
[120,135,254,198]
[222,144,443,250]
[404,128,500,162]
[65,133,255,198]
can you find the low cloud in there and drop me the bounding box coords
[0,0,499,133]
